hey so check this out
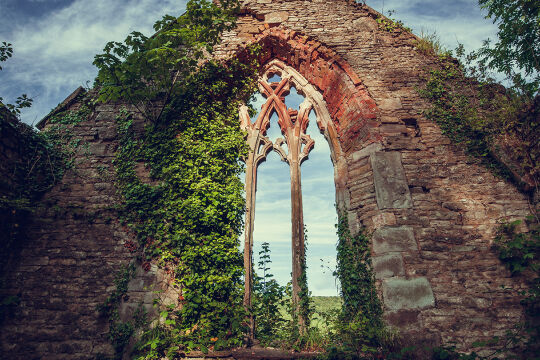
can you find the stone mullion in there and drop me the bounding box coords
[275,97,313,334]
[287,129,307,332]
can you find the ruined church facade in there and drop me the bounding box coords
[0,1,533,358]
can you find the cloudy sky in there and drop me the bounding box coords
[1,0,499,295]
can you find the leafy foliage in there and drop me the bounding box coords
[114,56,258,356]
[93,0,240,123]
[375,10,411,33]
[0,92,90,327]
[96,263,145,359]
[0,41,12,70]
[108,49,261,360]
[0,42,33,117]
[475,0,540,96]
[332,213,384,356]
[297,226,313,330]
[494,216,539,356]
[494,217,539,275]
[90,0,268,356]
[253,242,286,344]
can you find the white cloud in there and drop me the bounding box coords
[0,0,186,124]
[2,0,501,296]
[368,0,498,53]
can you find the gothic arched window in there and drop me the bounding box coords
[240,59,340,339]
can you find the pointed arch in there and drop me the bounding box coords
[235,28,382,203]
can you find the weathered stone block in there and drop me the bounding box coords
[371,152,412,209]
[98,126,117,140]
[383,277,435,310]
[88,143,109,156]
[384,309,420,327]
[372,226,417,254]
[94,112,115,122]
[373,253,404,279]
[379,97,402,110]
[371,212,397,228]
[351,142,382,161]
[265,11,289,24]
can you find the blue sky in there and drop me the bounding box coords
[0,0,499,295]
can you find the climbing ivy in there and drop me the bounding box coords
[110,53,260,357]
[493,216,539,357]
[297,225,313,330]
[418,53,538,194]
[96,263,146,359]
[90,0,268,355]
[330,212,385,357]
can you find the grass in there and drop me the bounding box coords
[414,30,451,57]
[278,296,342,330]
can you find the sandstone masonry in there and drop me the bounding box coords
[0,1,534,358]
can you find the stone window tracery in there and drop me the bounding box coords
[240,59,337,340]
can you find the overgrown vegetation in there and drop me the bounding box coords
[416,37,538,195]
[426,216,540,359]
[414,0,539,195]
[0,99,92,322]
[375,10,411,33]
[252,242,286,344]
[90,0,270,357]
[325,213,389,358]
[414,30,451,58]
[475,0,540,97]
[96,263,146,358]
[0,41,93,322]
[413,2,539,354]
[249,214,389,358]
[110,57,258,357]
[492,216,539,357]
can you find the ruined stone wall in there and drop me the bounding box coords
[0,99,178,359]
[0,107,33,197]
[218,0,532,351]
[0,0,534,358]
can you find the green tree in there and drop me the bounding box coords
[93,0,240,123]
[92,0,266,356]
[0,42,33,117]
[476,0,540,96]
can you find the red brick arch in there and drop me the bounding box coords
[236,27,382,155]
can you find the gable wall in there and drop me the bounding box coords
[0,1,533,358]
[222,0,532,350]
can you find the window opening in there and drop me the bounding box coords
[267,73,282,83]
[252,149,292,292]
[302,109,339,296]
[240,60,341,343]
[284,86,304,110]
[265,112,282,144]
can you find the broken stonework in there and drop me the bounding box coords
[372,226,417,255]
[383,277,435,310]
[371,151,412,209]
[0,0,534,357]
[373,253,405,279]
